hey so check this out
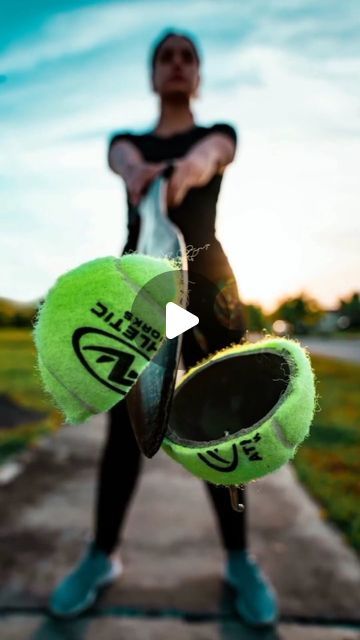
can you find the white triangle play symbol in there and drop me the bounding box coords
[166,302,199,339]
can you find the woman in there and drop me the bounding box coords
[49,30,278,626]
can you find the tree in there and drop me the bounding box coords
[245,303,271,332]
[270,292,325,335]
[338,292,360,329]
[0,297,39,327]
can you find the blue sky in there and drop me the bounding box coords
[1,0,359,312]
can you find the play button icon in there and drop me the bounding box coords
[130,267,245,373]
[166,302,199,339]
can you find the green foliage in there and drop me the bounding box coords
[269,292,325,335]
[0,328,63,463]
[0,297,40,328]
[245,303,271,332]
[293,354,360,551]
[338,292,360,329]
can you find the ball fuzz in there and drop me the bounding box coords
[33,254,182,424]
[162,336,317,485]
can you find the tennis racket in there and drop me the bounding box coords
[125,169,188,458]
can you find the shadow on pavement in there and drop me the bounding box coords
[218,582,280,640]
[30,616,91,640]
[29,581,280,640]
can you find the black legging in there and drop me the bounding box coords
[94,275,247,554]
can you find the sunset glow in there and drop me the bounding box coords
[1,1,359,311]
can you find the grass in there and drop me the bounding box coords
[0,327,63,464]
[0,328,359,551]
[293,353,360,552]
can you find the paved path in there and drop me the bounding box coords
[0,414,359,639]
[298,337,360,364]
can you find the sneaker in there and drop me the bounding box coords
[225,549,278,626]
[49,542,123,618]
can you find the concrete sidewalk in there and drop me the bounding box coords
[299,337,360,364]
[0,415,359,639]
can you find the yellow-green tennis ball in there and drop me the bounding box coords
[33,254,182,424]
[162,336,317,485]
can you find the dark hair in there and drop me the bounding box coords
[149,29,201,73]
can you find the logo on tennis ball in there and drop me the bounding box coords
[197,433,263,472]
[198,444,239,472]
[72,327,150,394]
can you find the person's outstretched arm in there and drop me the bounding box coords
[167,132,236,207]
[108,139,165,206]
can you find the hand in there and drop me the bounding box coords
[127,161,166,206]
[166,155,216,208]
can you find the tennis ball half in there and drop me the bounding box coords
[162,336,317,485]
[33,254,182,424]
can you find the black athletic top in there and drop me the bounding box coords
[108,123,237,283]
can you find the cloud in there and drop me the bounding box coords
[2,0,358,76]
[0,1,238,74]
[0,2,141,73]
[1,0,359,308]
